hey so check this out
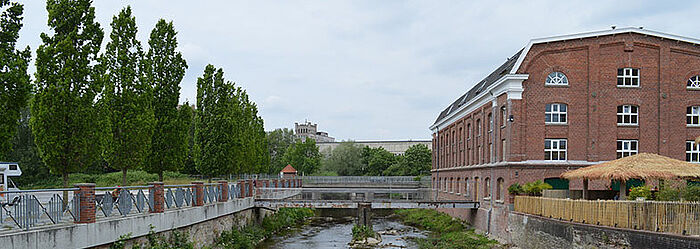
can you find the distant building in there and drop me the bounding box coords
[295,121,335,142]
[318,140,432,156]
[280,164,297,178]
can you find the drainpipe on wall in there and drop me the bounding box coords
[486,90,495,235]
[434,126,440,202]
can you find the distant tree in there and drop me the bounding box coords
[8,107,50,187]
[178,102,196,175]
[323,141,364,176]
[383,144,431,176]
[32,0,104,194]
[362,147,395,176]
[100,6,154,186]
[282,138,321,175]
[143,19,188,181]
[266,128,296,174]
[0,1,31,160]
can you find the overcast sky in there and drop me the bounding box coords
[16,0,698,141]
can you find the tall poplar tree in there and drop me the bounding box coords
[0,0,31,160]
[32,0,104,192]
[195,65,235,179]
[144,19,187,181]
[100,6,153,186]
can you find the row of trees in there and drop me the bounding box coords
[322,142,432,176]
[265,128,431,176]
[1,1,267,190]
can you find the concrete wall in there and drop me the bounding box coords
[0,197,259,249]
[438,204,700,249]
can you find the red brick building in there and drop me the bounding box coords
[430,28,700,209]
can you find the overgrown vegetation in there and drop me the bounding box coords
[214,208,314,248]
[395,209,498,249]
[522,180,552,196]
[110,226,194,249]
[351,224,376,241]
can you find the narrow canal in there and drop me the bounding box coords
[259,211,428,249]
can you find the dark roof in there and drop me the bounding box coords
[433,49,522,125]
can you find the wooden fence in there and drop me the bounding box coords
[514,196,700,235]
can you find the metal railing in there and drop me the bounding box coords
[302,176,428,185]
[163,185,195,209]
[0,188,80,230]
[95,186,152,218]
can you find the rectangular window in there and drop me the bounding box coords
[501,106,507,127]
[476,119,481,136]
[617,140,638,158]
[688,106,700,126]
[502,139,507,161]
[545,103,567,124]
[617,105,639,125]
[617,68,640,87]
[687,141,700,163]
[685,141,700,163]
[488,114,493,132]
[544,139,567,160]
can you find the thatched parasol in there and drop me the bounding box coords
[561,153,700,181]
[561,153,700,199]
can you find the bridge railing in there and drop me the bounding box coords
[302,176,429,185]
[0,187,80,230]
[0,178,303,232]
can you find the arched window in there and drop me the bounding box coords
[464,177,470,197]
[545,103,567,124]
[617,105,639,125]
[456,177,461,194]
[501,106,507,127]
[449,177,454,193]
[688,75,700,89]
[545,72,568,86]
[473,177,480,201]
[496,178,504,201]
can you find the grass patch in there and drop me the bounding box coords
[352,224,376,240]
[22,170,194,189]
[395,209,498,249]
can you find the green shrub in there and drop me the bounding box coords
[522,180,552,196]
[656,187,681,201]
[627,185,652,200]
[682,185,700,202]
[394,209,464,233]
[508,183,523,195]
[352,225,375,240]
[395,209,497,249]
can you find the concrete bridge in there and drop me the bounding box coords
[0,176,474,248]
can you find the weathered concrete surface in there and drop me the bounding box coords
[0,197,256,249]
[507,212,700,249]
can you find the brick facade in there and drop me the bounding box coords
[431,29,700,205]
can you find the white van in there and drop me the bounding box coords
[0,162,21,201]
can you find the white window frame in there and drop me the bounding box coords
[617,105,639,126]
[617,140,638,158]
[617,68,640,87]
[688,75,700,90]
[488,113,493,132]
[544,139,567,161]
[545,72,569,86]
[501,106,507,128]
[688,106,700,126]
[688,141,700,163]
[545,103,567,124]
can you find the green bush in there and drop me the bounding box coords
[682,185,700,202]
[522,180,552,196]
[656,187,681,201]
[627,185,652,200]
[352,225,375,240]
[508,183,523,195]
[395,209,464,233]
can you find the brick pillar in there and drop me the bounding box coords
[149,182,164,213]
[192,181,204,206]
[255,179,263,187]
[218,181,229,202]
[74,183,96,224]
[298,178,302,187]
[273,179,279,188]
[238,180,246,198]
[247,180,254,197]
